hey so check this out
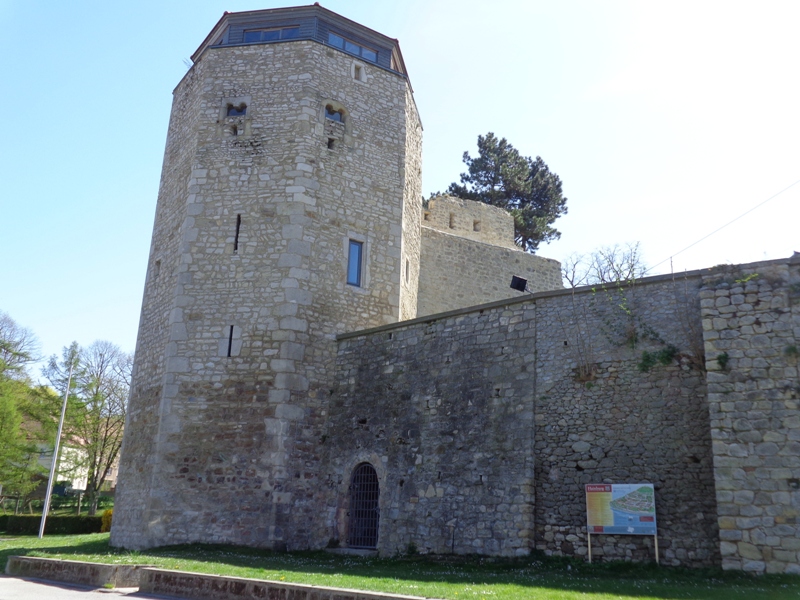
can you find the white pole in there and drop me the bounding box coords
[38,359,74,538]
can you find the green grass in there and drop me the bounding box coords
[1,534,798,599]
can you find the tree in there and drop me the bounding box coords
[0,310,39,377]
[44,341,132,515]
[0,312,56,512]
[562,242,648,287]
[446,132,568,252]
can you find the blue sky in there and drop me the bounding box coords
[1,0,798,370]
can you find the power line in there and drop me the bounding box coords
[648,178,800,273]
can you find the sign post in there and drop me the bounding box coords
[585,483,658,564]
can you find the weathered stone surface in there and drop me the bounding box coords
[139,568,431,600]
[333,272,719,565]
[701,258,800,574]
[5,556,144,588]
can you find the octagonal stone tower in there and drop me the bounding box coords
[112,5,422,550]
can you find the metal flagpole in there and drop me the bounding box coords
[38,358,74,538]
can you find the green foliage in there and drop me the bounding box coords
[717,352,730,370]
[638,345,679,372]
[785,345,799,358]
[446,132,567,252]
[0,312,60,503]
[1,515,102,534]
[734,273,759,284]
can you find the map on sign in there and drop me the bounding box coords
[585,483,656,535]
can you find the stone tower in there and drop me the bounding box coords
[111,5,422,550]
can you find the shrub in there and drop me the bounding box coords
[101,509,113,533]
[638,345,679,372]
[2,515,103,535]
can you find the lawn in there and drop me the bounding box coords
[1,534,798,599]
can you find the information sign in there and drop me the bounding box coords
[585,483,656,535]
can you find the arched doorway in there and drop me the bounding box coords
[347,463,380,548]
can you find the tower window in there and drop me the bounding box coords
[227,103,247,117]
[347,240,363,287]
[473,220,481,232]
[325,105,344,123]
[327,33,377,63]
[449,213,456,229]
[244,27,299,43]
[227,325,235,357]
[327,138,335,149]
[405,259,410,283]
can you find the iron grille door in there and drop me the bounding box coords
[348,463,380,548]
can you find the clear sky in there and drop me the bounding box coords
[1,0,798,371]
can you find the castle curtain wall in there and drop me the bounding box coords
[332,271,721,565]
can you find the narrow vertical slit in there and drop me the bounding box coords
[227,325,234,357]
[234,214,241,254]
[327,138,335,149]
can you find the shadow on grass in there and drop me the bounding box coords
[2,536,799,600]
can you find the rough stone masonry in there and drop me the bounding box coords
[111,5,800,574]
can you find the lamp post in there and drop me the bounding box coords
[38,357,74,538]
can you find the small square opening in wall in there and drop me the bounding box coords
[423,212,430,221]
[327,138,335,149]
[473,220,481,232]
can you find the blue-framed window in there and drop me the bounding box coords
[347,240,363,286]
[328,33,377,63]
[244,26,300,43]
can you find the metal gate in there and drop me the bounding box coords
[347,463,380,548]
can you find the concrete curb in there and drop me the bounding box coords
[139,567,434,600]
[5,555,145,588]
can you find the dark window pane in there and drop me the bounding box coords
[362,48,377,62]
[227,104,246,117]
[328,33,344,48]
[262,30,280,41]
[282,27,299,39]
[244,31,261,43]
[348,241,363,286]
[344,40,360,54]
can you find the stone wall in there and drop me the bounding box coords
[700,255,800,573]
[417,196,562,317]
[423,195,517,248]
[111,60,204,546]
[331,272,720,565]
